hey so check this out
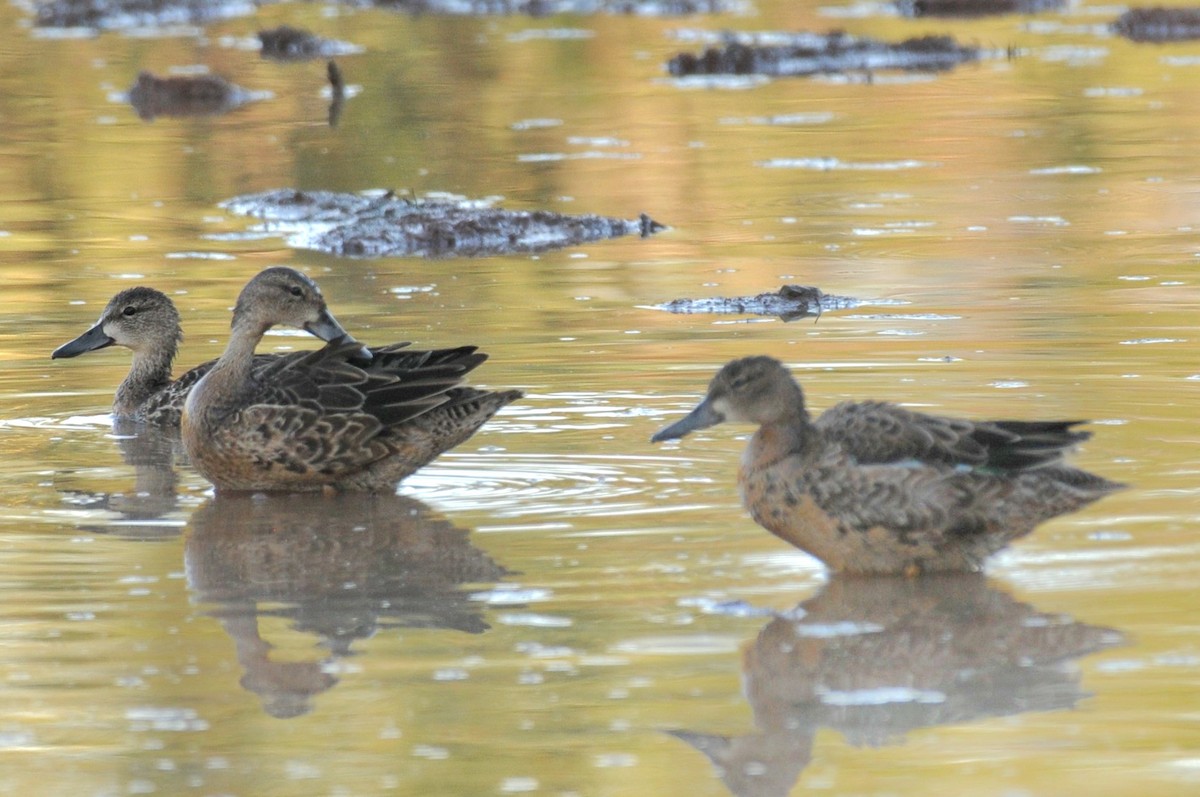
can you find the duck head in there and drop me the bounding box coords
[232,267,370,359]
[52,286,182,360]
[651,356,806,442]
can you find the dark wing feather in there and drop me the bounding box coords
[816,401,1089,472]
[235,337,497,475]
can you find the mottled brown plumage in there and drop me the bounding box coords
[651,356,1123,575]
[50,287,491,432]
[180,267,521,492]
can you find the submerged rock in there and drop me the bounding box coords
[896,0,1064,18]
[220,189,666,258]
[668,31,980,78]
[127,71,263,120]
[258,25,361,61]
[1113,7,1200,42]
[652,285,864,322]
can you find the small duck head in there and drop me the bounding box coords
[233,267,370,359]
[52,286,182,360]
[651,356,806,442]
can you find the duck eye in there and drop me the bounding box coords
[122,306,137,317]
[288,286,304,298]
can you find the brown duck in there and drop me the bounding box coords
[171,267,520,492]
[51,284,505,435]
[651,356,1123,575]
[53,286,198,425]
[53,285,431,427]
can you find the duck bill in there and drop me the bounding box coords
[302,308,372,361]
[52,323,114,359]
[651,397,725,443]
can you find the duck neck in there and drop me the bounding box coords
[194,318,267,413]
[114,345,175,418]
[216,316,267,370]
[747,407,818,471]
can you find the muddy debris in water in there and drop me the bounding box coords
[33,0,261,29]
[668,31,981,78]
[259,25,361,61]
[652,285,863,322]
[221,189,667,258]
[364,0,744,16]
[895,0,1064,18]
[1113,7,1200,42]
[127,71,264,120]
[33,0,739,28]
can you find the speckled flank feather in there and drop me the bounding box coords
[181,267,520,492]
[653,356,1123,575]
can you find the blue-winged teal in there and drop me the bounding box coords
[53,285,370,426]
[651,356,1123,575]
[51,285,493,432]
[53,286,195,425]
[181,267,520,492]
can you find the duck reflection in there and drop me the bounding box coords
[671,574,1125,797]
[61,421,187,538]
[184,492,509,718]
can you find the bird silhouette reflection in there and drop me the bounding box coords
[671,574,1125,797]
[185,491,509,718]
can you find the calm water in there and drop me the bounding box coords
[2,1,1198,795]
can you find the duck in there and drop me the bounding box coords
[53,286,196,425]
[651,356,1123,575]
[181,267,520,492]
[51,285,486,431]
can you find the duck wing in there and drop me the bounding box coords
[816,401,1090,472]
[248,338,485,423]
[234,338,490,478]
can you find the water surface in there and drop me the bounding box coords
[1,1,1197,796]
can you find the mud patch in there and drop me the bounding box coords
[364,0,745,15]
[1113,7,1200,42]
[220,189,666,258]
[650,285,880,322]
[127,71,267,120]
[259,25,361,61]
[896,0,1064,18]
[33,0,261,29]
[668,31,981,78]
[31,0,737,29]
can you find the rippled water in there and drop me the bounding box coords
[2,1,1198,795]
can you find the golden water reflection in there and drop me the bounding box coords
[672,575,1126,797]
[185,492,509,718]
